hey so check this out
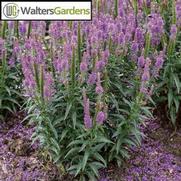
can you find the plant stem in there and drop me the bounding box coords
[144,33,151,58]
[40,65,44,104]
[15,21,19,39]
[27,21,32,38]
[33,63,40,94]
[77,22,82,71]
[71,47,76,90]
[1,21,7,39]
[114,0,118,19]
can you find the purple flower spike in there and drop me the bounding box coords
[96,111,106,125]
[141,58,151,82]
[138,56,145,68]
[84,114,93,129]
[176,0,181,26]
[96,73,104,95]
[87,72,97,85]
[170,24,177,40]
[96,60,106,72]
[155,57,164,69]
[19,22,27,35]
[96,85,104,94]
[131,42,139,53]
[83,98,92,129]
[142,72,150,82]
[80,61,88,72]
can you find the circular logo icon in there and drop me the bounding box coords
[3,3,19,19]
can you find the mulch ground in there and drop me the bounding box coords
[0,112,181,181]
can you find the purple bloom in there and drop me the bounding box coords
[118,32,125,45]
[102,50,110,61]
[0,38,5,58]
[54,58,62,73]
[84,114,93,129]
[142,72,150,82]
[83,98,92,129]
[96,111,106,125]
[146,0,151,7]
[170,24,177,40]
[96,73,104,95]
[131,42,139,53]
[8,21,14,29]
[138,56,145,68]
[80,61,88,72]
[147,13,164,45]
[96,60,106,72]
[44,73,55,100]
[153,52,165,77]
[155,57,164,69]
[87,72,97,85]
[141,58,151,82]
[8,57,15,67]
[135,27,144,47]
[176,0,181,26]
[19,22,27,35]
[96,85,104,95]
[61,58,69,71]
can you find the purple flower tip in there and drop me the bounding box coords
[84,115,92,129]
[96,85,104,94]
[138,56,145,68]
[96,111,106,125]
[87,72,97,85]
[80,61,88,72]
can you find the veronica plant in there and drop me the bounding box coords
[18,0,177,180]
[153,0,181,126]
[0,21,22,120]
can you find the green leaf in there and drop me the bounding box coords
[0,114,4,121]
[75,163,82,177]
[94,152,107,167]
[60,130,68,141]
[141,107,153,118]
[168,90,173,109]
[64,103,72,120]
[82,151,89,171]
[89,163,99,177]
[67,140,83,147]
[64,147,79,158]
[97,136,113,144]
[174,74,180,93]
[79,141,88,152]
[48,120,58,140]
[92,143,105,152]
[119,149,130,159]
[22,113,37,122]
[72,112,77,129]
[0,106,14,113]
[50,138,60,152]
[123,138,137,147]
[170,107,177,125]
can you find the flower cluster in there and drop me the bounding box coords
[147,13,164,46]
[176,0,181,27]
[11,2,168,128]
[14,38,54,100]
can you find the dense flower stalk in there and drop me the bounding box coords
[83,98,92,129]
[96,73,104,95]
[176,0,181,26]
[96,111,106,125]
[147,13,164,46]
